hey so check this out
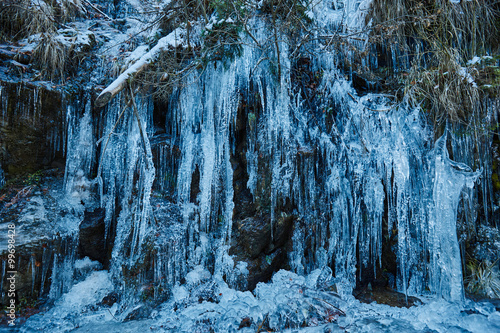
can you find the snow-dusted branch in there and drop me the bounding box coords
[95,28,185,108]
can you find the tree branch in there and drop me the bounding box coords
[95,27,185,108]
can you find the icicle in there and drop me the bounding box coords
[64,98,94,211]
[428,132,481,301]
[39,246,51,296]
[30,255,36,295]
[0,165,4,189]
[47,237,78,300]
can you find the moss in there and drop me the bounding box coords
[476,65,500,97]
[492,173,500,191]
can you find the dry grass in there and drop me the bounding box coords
[32,33,68,81]
[0,0,87,81]
[465,259,500,298]
[25,0,57,35]
[369,0,499,60]
[366,0,499,124]
[0,0,57,39]
[404,48,480,125]
[56,0,83,22]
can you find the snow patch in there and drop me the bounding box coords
[56,271,113,312]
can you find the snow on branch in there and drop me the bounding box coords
[95,27,185,108]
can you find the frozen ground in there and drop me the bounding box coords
[9,268,500,333]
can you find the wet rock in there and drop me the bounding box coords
[0,45,31,64]
[229,210,296,290]
[0,239,57,306]
[354,286,421,308]
[239,317,252,329]
[230,106,256,222]
[78,208,107,266]
[244,248,288,290]
[0,179,77,307]
[150,135,180,200]
[190,165,200,203]
[0,233,76,315]
[352,71,380,93]
[231,157,256,220]
[0,80,66,175]
[232,214,294,259]
[470,224,500,263]
[98,291,120,307]
[269,214,294,252]
[235,215,272,259]
[489,299,500,311]
[123,304,153,322]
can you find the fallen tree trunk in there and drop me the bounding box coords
[95,28,185,108]
[95,60,148,108]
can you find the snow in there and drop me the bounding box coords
[74,257,102,271]
[19,196,47,224]
[22,271,114,332]
[185,265,211,286]
[459,67,478,87]
[172,284,189,303]
[55,28,95,51]
[468,56,482,65]
[0,183,82,250]
[124,45,149,66]
[56,271,113,311]
[125,0,143,11]
[216,17,235,24]
[467,55,493,66]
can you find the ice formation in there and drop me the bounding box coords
[6,0,498,332]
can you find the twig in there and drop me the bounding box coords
[95,97,133,185]
[312,297,346,317]
[256,313,268,333]
[129,85,151,170]
[347,91,357,102]
[249,56,269,80]
[107,308,119,322]
[82,0,113,21]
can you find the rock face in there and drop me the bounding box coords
[0,175,83,311]
[355,286,421,308]
[0,80,67,175]
[0,239,59,306]
[78,208,108,267]
[235,216,272,259]
[230,214,295,290]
